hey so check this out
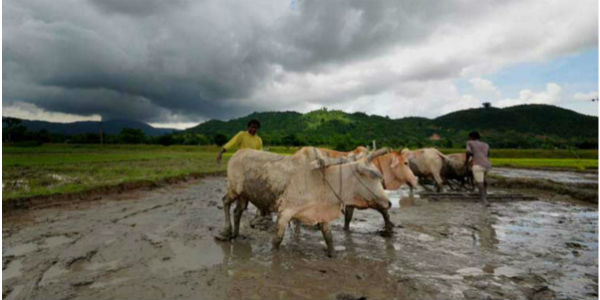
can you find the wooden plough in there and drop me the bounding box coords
[419,192,538,202]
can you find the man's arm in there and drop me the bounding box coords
[465,142,473,166]
[217,132,241,163]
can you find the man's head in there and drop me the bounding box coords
[247,119,261,136]
[469,131,480,140]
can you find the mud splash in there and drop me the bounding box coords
[3,176,597,299]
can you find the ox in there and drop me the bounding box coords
[319,148,418,234]
[401,148,448,192]
[442,153,474,190]
[216,147,391,256]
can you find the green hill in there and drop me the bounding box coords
[187,104,597,150]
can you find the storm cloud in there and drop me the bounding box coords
[3,0,597,126]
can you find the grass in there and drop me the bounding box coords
[2,144,598,201]
[3,144,230,200]
[440,148,597,159]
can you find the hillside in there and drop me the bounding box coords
[2,118,178,137]
[188,104,597,149]
[434,104,597,138]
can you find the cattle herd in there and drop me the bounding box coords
[215,146,475,257]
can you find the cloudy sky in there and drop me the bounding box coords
[3,0,598,129]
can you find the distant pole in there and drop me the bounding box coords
[372,140,376,150]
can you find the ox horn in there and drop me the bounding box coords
[311,147,350,169]
[366,147,391,163]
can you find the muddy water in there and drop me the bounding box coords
[3,177,597,300]
[490,167,598,184]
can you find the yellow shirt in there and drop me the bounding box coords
[223,131,263,151]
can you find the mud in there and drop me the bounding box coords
[3,176,598,300]
[490,167,598,184]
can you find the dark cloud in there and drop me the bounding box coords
[88,0,190,16]
[3,0,597,124]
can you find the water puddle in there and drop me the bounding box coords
[149,238,224,276]
[492,200,598,299]
[493,266,523,278]
[386,187,424,209]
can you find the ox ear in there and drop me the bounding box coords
[390,155,400,168]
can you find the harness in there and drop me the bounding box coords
[319,162,384,211]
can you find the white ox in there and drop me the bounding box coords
[316,147,418,234]
[216,147,391,256]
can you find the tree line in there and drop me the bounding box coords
[3,116,596,150]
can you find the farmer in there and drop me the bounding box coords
[466,131,491,205]
[216,119,263,164]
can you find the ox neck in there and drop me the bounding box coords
[320,164,355,205]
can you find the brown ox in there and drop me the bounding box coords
[217,147,391,256]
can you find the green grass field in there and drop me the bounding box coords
[3,144,230,200]
[2,144,598,201]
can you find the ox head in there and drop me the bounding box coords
[310,147,391,210]
[353,148,393,209]
[389,150,418,187]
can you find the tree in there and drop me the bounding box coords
[157,134,175,146]
[214,133,228,146]
[282,134,304,146]
[119,128,146,144]
[3,117,26,143]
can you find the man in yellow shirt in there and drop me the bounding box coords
[216,119,263,163]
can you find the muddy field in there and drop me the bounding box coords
[3,176,598,300]
[490,167,598,184]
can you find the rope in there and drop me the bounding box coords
[350,164,385,203]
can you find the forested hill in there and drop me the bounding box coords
[188,104,598,149]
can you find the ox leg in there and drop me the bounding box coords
[376,207,395,235]
[216,194,236,241]
[433,173,444,193]
[232,198,248,239]
[343,206,355,231]
[292,219,301,236]
[272,211,293,250]
[319,222,335,257]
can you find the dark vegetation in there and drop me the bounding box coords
[3,104,597,150]
[188,104,597,150]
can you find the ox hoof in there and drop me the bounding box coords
[378,230,394,238]
[271,239,282,250]
[214,229,233,242]
[214,234,231,242]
